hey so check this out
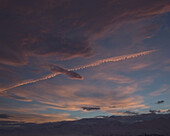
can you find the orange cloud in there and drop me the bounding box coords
[91,73,134,84]
[131,63,151,70]
[1,82,148,113]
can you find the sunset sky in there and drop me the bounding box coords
[0,0,170,123]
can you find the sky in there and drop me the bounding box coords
[0,0,170,123]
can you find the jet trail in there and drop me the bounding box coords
[69,50,156,71]
[0,50,156,92]
[0,73,58,92]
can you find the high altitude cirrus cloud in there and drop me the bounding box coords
[0,0,169,66]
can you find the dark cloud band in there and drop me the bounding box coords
[0,0,169,66]
[81,106,100,111]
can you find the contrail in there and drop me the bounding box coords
[69,50,156,71]
[0,73,58,92]
[0,50,156,92]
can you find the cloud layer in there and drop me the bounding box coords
[1,0,170,123]
[0,0,169,66]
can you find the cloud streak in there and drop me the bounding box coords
[123,110,139,115]
[0,50,156,92]
[150,84,169,96]
[0,82,148,121]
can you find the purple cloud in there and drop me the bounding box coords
[0,0,169,66]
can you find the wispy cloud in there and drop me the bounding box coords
[122,110,139,115]
[150,84,169,96]
[0,50,156,92]
[0,82,148,114]
[131,63,151,70]
[91,73,134,84]
[0,0,168,66]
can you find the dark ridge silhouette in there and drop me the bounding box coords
[0,113,170,136]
